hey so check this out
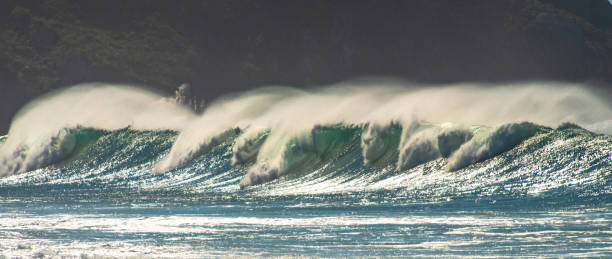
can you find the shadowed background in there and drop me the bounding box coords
[1,0,611,134]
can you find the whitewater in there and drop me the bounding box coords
[0,81,611,258]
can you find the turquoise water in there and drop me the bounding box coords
[0,126,610,257]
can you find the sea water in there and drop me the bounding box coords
[0,82,610,257]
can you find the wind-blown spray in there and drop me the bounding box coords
[1,81,610,187]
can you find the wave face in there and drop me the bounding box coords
[0,81,611,257]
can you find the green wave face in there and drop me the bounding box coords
[282,125,360,175]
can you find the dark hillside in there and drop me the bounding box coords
[1,0,611,133]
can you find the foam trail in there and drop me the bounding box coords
[0,84,196,176]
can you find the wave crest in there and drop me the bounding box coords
[447,122,548,171]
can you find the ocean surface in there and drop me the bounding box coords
[0,83,610,257]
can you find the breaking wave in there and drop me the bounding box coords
[0,81,610,193]
[0,84,194,177]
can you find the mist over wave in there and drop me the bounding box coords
[0,83,195,176]
[0,81,610,189]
